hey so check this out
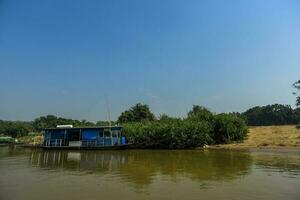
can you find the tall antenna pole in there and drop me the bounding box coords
[105,96,111,127]
[105,96,113,145]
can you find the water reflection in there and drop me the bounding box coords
[28,150,253,186]
[2,147,300,200]
[254,153,300,177]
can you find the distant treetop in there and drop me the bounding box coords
[293,80,300,107]
[118,103,155,123]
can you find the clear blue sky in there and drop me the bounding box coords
[0,0,300,121]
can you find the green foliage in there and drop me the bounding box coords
[292,107,300,124]
[213,114,248,144]
[187,105,214,122]
[158,114,179,122]
[293,80,300,107]
[118,103,155,123]
[96,121,111,126]
[123,119,213,149]
[0,115,115,138]
[33,115,95,131]
[0,136,14,143]
[242,104,300,126]
[121,104,248,148]
[0,120,34,138]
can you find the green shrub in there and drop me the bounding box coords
[123,119,213,149]
[123,112,248,148]
[121,104,248,148]
[213,114,248,144]
[0,136,14,143]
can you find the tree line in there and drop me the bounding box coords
[241,80,300,126]
[0,116,112,138]
[1,80,299,142]
[241,104,300,126]
[1,102,299,138]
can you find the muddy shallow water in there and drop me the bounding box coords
[0,147,300,200]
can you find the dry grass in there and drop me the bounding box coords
[210,125,300,149]
[18,135,44,145]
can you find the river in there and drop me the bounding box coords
[0,147,300,200]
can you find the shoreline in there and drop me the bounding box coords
[202,144,300,154]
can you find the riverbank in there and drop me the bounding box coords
[207,125,300,150]
[12,125,300,151]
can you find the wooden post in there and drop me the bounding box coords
[116,131,118,145]
[79,128,82,145]
[49,131,52,146]
[64,129,67,146]
[110,128,113,146]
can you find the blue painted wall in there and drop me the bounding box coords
[82,129,99,140]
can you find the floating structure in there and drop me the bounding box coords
[0,136,15,146]
[0,136,14,143]
[43,126,127,150]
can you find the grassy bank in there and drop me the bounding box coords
[209,125,300,149]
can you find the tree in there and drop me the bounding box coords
[33,115,60,131]
[96,121,116,126]
[158,114,175,121]
[293,80,300,107]
[293,107,300,124]
[0,120,34,138]
[118,103,155,123]
[33,115,96,131]
[187,105,214,121]
[242,104,295,126]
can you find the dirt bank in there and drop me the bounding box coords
[207,125,300,150]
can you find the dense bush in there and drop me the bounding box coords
[213,114,248,144]
[123,111,248,148]
[123,119,213,149]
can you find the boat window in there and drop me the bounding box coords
[67,129,80,141]
[104,130,111,138]
[82,130,98,140]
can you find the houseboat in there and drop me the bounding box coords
[43,125,127,150]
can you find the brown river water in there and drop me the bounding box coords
[0,147,300,200]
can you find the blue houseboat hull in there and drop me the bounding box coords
[41,144,131,150]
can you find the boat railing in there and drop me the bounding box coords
[82,140,98,147]
[45,139,64,147]
[44,137,124,148]
[82,139,107,147]
[82,137,120,147]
